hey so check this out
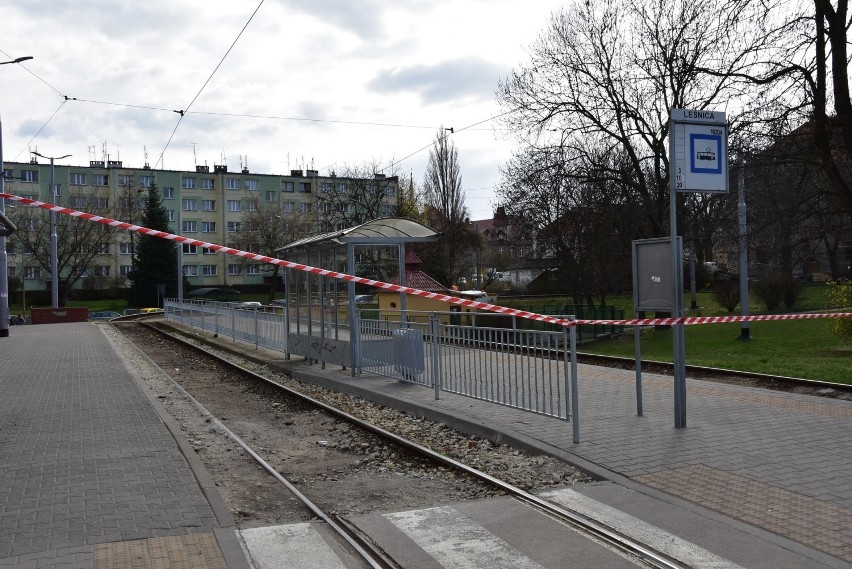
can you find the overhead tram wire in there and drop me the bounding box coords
[381,109,514,174]
[12,100,69,162]
[153,0,265,169]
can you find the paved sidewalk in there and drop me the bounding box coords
[177,321,852,568]
[0,323,247,569]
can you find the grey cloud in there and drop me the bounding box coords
[368,57,507,104]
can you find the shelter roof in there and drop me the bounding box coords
[276,217,439,253]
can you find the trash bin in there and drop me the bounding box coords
[449,305,461,326]
[393,328,424,380]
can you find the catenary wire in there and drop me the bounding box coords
[153,0,265,169]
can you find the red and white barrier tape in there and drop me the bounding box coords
[3,192,850,328]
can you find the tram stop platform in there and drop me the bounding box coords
[1,320,851,569]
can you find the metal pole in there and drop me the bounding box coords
[569,320,579,444]
[0,56,33,336]
[177,209,184,303]
[669,114,687,429]
[737,154,752,340]
[50,157,58,308]
[0,116,9,336]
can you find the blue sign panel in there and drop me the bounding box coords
[689,133,723,174]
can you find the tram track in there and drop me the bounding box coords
[111,320,690,569]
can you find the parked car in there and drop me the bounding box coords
[355,295,375,305]
[90,311,121,321]
[237,301,263,309]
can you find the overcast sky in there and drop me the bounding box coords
[0,0,563,220]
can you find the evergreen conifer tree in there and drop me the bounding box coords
[130,184,178,307]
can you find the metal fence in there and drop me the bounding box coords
[165,299,580,441]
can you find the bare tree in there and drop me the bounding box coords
[496,0,788,236]
[235,197,315,301]
[8,182,117,305]
[316,161,401,231]
[419,128,480,286]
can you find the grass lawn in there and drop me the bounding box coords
[582,319,851,384]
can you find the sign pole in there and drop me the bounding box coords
[669,109,729,429]
[669,115,687,428]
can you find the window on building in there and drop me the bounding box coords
[50,183,62,197]
[201,221,216,232]
[227,178,239,190]
[381,204,395,216]
[183,265,198,277]
[265,191,276,202]
[203,265,217,276]
[92,174,108,186]
[94,265,110,277]
[91,197,109,209]
[227,221,241,233]
[244,179,258,191]
[69,196,88,209]
[120,242,133,255]
[227,200,240,212]
[24,267,41,279]
[245,200,257,212]
[336,182,347,194]
[202,247,217,255]
[299,203,312,213]
[201,178,214,190]
[182,243,198,254]
[162,187,174,199]
[298,182,311,193]
[201,199,216,211]
[320,182,333,193]
[228,264,242,276]
[2,168,13,180]
[139,175,154,187]
[118,175,133,186]
[70,173,87,185]
[167,210,175,222]
[182,199,197,211]
[96,243,109,254]
[338,203,348,213]
[119,265,132,277]
[23,219,39,231]
[21,170,38,182]
[182,177,196,189]
[282,201,294,213]
[282,181,295,192]
[245,264,261,275]
[182,221,197,233]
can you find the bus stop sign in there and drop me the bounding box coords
[671,109,729,194]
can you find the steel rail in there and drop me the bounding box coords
[116,321,388,569]
[131,321,689,569]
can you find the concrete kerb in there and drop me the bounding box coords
[152,320,850,568]
[102,325,251,569]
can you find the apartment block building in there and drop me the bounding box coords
[2,159,399,293]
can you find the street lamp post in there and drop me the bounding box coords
[0,56,33,337]
[32,151,71,308]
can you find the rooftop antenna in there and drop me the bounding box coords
[143,146,150,169]
[88,146,96,162]
[101,142,108,163]
[189,143,198,167]
[220,148,227,166]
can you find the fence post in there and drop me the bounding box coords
[430,312,441,400]
[254,307,259,349]
[569,318,580,444]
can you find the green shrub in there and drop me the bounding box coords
[754,276,784,310]
[825,280,852,338]
[711,280,739,312]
